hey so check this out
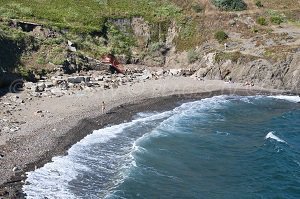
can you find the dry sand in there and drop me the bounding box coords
[0,77,285,197]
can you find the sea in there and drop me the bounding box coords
[23,95,300,199]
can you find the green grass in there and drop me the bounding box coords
[267,10,286,25]
[214,30,228,43]
[215,51,242,63]
[0,0,182,33]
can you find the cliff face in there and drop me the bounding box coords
[192,51,300,93]
[1,0,300,93]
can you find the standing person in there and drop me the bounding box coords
[101,101,106,114]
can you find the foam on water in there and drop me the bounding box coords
[269,95,300,103]
[23,95,299,198]
[23,95,231,198]
[265,132,287,143]
[23,109,175,198]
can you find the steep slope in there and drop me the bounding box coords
[0,0,300,92]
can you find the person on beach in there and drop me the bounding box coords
[101,101,106,114]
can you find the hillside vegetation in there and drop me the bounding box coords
[0,0,300,82]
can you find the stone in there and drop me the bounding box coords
[139,70,152,80]
[10,127,19,132]
[169,69,182,76]
[10,96,24,104]
[155,69,164,76]
[68,76,91,84]
[95,76,104,81]
[2,127,10,133]
[12,166,21,172]
[44,82,54,88]
[24,82,36,91]
[104,84,110,89]
[35,83,46,92]
[50,88,64,97]
[67,40,77,52]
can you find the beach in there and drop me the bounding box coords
[0,76,286,197]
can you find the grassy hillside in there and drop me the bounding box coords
[0,0,182,33]
[0,0,299,80]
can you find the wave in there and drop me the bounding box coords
[265,132,287,143]
[23,95,264,198]
[23,110,174,198]
[269,95,300,103]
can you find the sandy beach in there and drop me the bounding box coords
[0,76,286,197]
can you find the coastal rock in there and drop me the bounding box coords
[50,88,64,97]
[95,76,104,81]
[44,82,54,88]
[10,96,24,104]
[67,40,77,52]
[35,83,46,92]
[68,76,91,84]
[139,70,152,80]
[169,69,182,76]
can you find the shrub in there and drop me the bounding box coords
[256,16,267,26]
[214,30,228,43]
[191,3,204,13]
[270,16,284,25]
[255,1,263,8]
[187,49,199,63]
[149,42,165,53]
[267,10,286,25]
[212,0,247,11]
[215,51,241,63]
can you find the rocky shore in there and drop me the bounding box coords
[0,67,288,198]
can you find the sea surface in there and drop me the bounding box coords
[23,95,300,199]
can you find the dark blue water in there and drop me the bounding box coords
[23,95,300,199]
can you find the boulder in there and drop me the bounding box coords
[67,40,77,52]
[67,76,91,84]
[169,69,182,76]
[35,83,46,92]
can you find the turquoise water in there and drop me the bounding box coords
[23,95,300,199]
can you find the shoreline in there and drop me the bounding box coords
[0,77,290,198]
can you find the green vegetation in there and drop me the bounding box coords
[212,0,247,11]
[106,23,136,57]
[0,0,182,33]
[267,10,286,25]
[256,16,268,26]
[270,16,284,25]
[149,42,165,53]
[215,51,242,63]
[214,30,228,43]
[187,49,199,63]
[255,1,264,8]
[191,3,204,13]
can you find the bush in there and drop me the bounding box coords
[187,49,199,63]
[191,3,204,13]
[255,1,263,8]
[212,0,247,11]
[256,16,267,26]
[267,10,285,25]
[215,51,241,63]
[270,16,284,25]
[214,30,228,43]
[149,42,165,53]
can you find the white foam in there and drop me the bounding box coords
[265,132,287,143]
[23,110,174,198]
[269,95,300,103]
[216,131,230,136]
[22,95,244,198]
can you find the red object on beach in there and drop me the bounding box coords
[101,54,125,74]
